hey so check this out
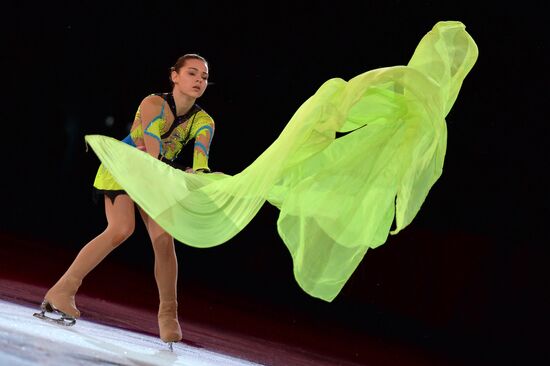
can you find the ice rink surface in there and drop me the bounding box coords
[0,299,262,366]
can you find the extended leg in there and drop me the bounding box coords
[35,194,136,324]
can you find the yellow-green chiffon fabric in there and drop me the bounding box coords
[85,21,478,302]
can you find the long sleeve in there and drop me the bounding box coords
[190,113,215,172]
[129,95,165,158]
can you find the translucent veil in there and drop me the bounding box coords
[85,21,478,302]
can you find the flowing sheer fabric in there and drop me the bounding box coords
[85,21,478,302]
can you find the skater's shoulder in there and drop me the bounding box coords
[142,93,166,105]
[138,93,167,112]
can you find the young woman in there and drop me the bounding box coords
[35,54,215,350]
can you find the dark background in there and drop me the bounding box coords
[2,1,548,365]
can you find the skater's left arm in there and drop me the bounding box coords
[189,113,215,173]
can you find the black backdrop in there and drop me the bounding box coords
[3,1,548,364]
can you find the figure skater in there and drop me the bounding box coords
[34,54,215,351]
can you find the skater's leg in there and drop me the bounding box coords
[139,208,182,344]
[43,194,136,317]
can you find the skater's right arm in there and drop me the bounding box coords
[137,95,165,159]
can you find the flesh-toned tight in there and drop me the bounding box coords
[44,194,181,342]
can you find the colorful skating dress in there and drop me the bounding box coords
[93,93,214,197]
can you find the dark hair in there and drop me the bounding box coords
[169,54,208,86]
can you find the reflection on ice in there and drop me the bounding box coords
[0,299,262,366]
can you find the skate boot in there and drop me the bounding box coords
[33,275,81,326]
[158,300,182,351]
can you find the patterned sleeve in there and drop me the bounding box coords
[190,111,215,172]
[129,95,165,158]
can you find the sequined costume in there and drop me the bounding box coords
[93,93,214,196]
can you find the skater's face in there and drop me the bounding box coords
[171,58,209,99]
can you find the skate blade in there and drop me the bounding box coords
[33,301,76,326]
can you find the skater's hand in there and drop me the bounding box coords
[185,168,222,174]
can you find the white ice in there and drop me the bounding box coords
[0,299,263,366]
